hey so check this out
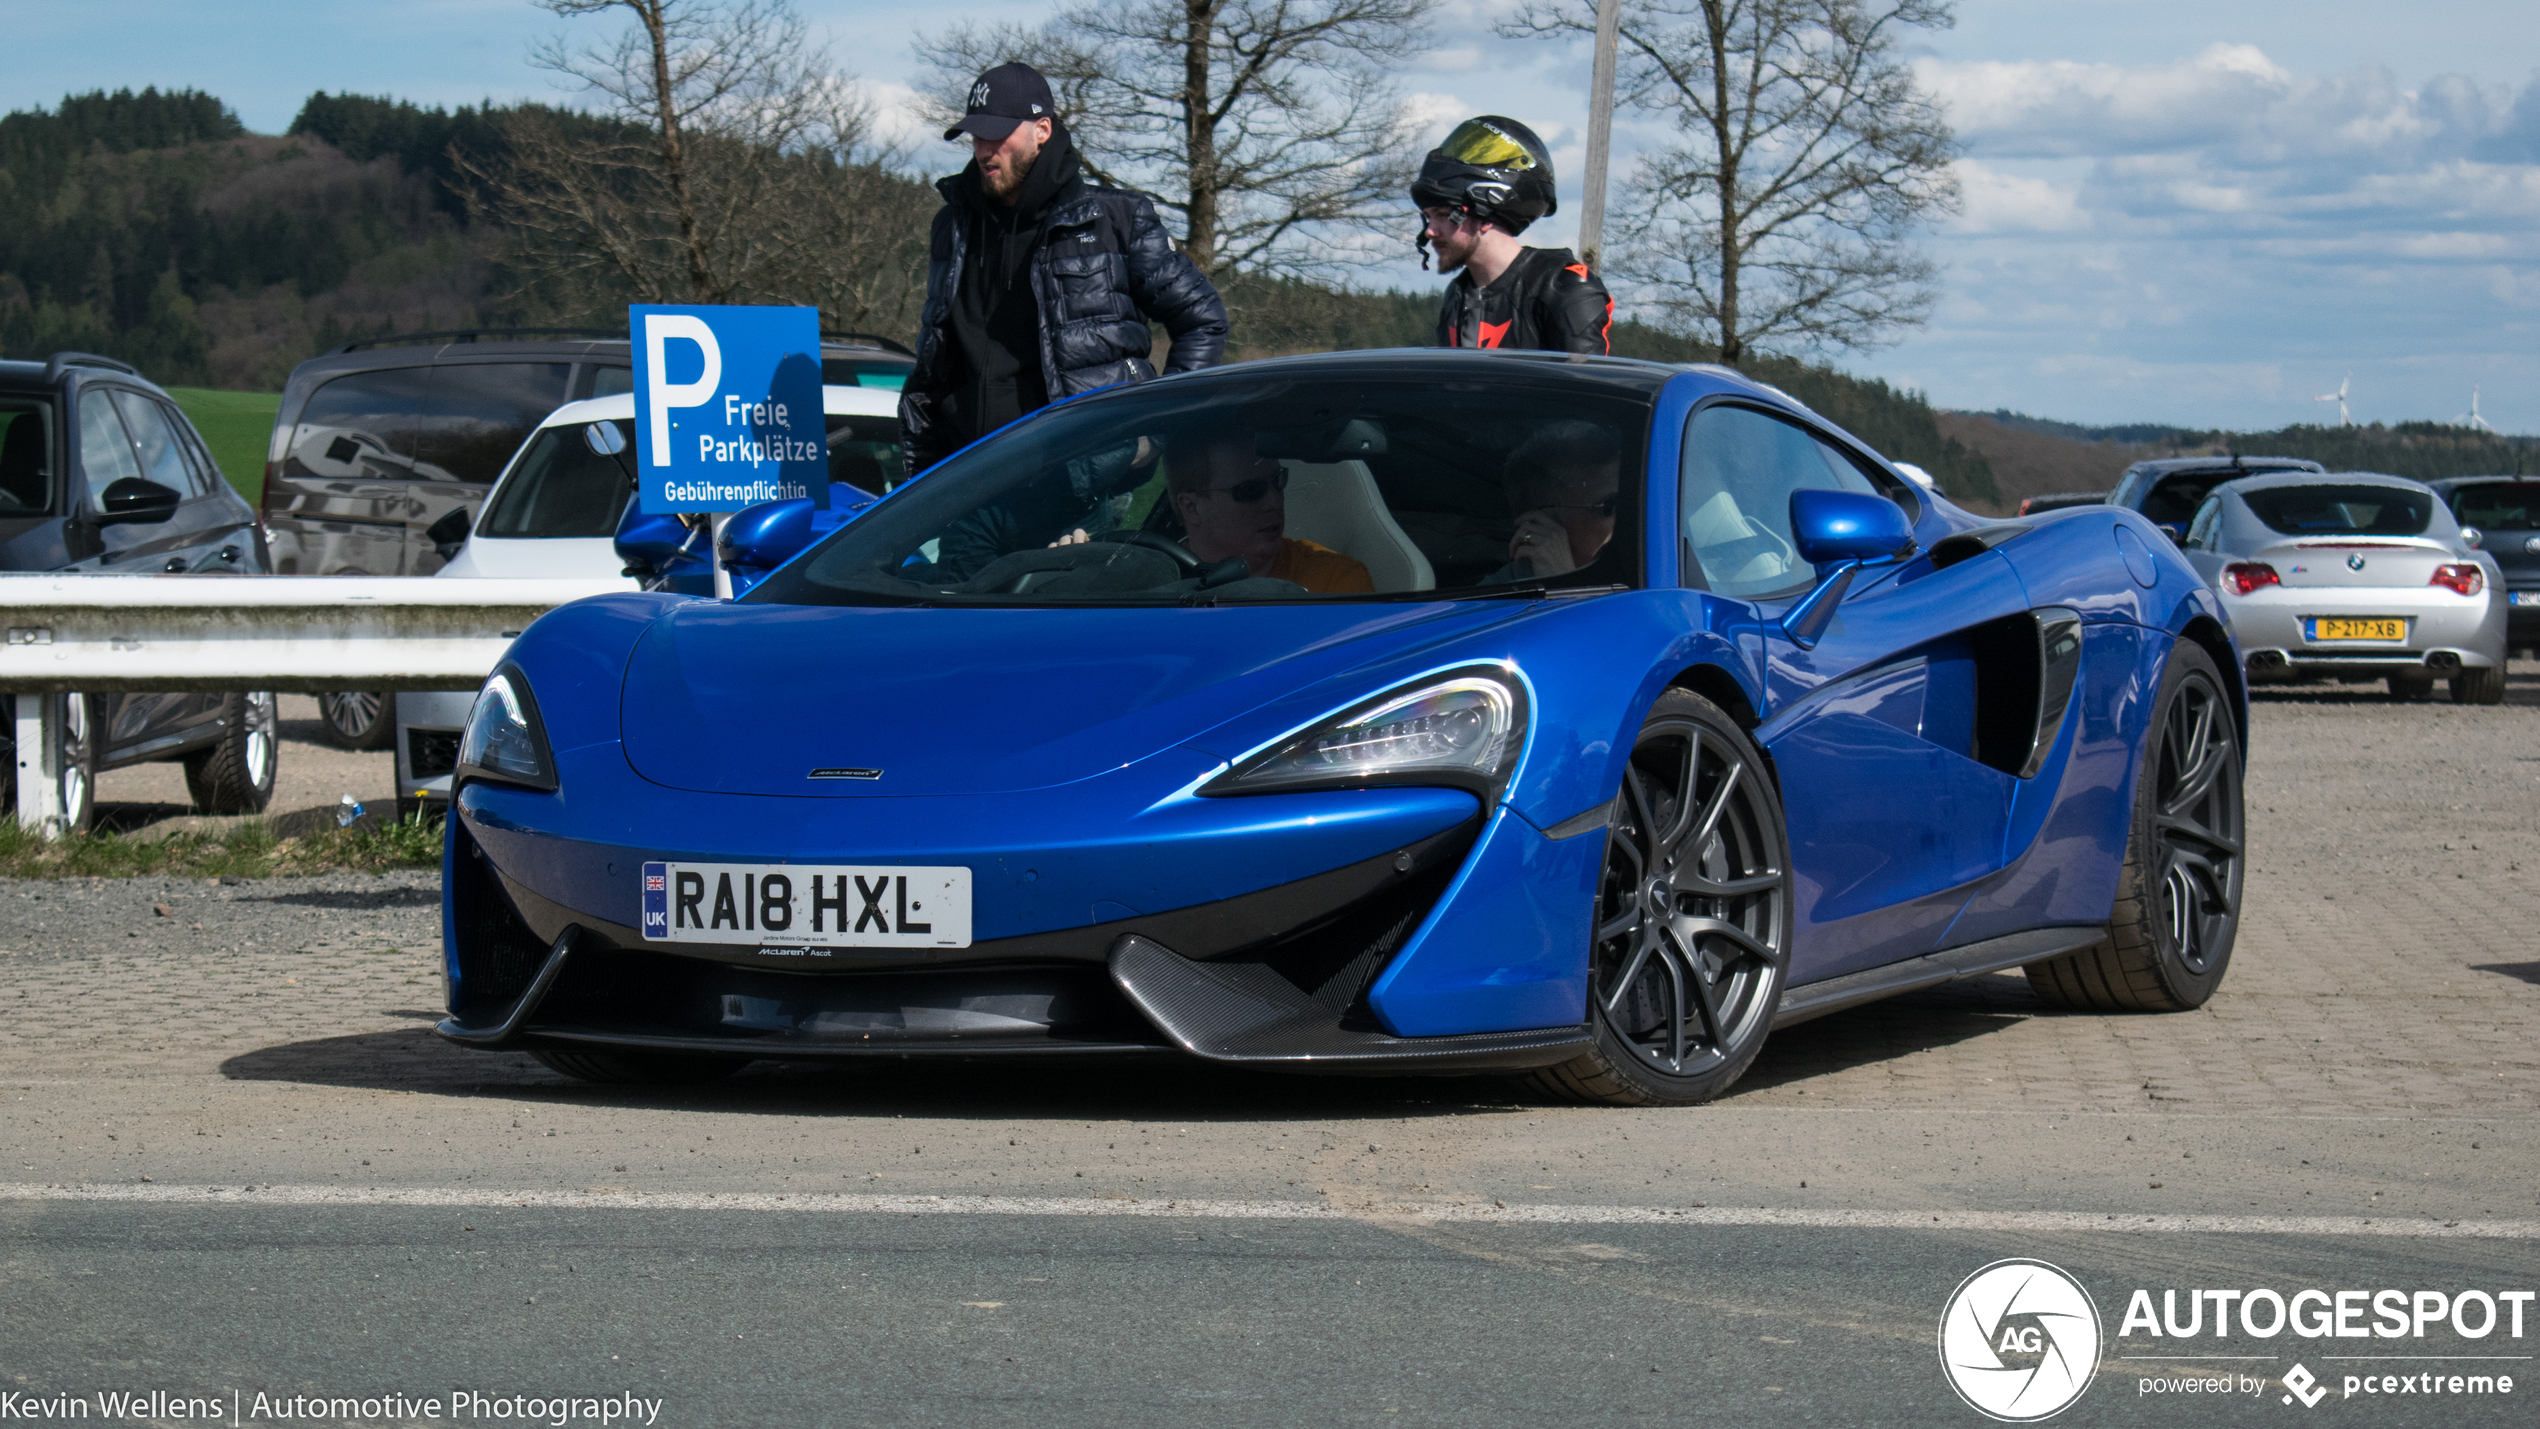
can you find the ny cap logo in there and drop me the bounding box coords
[970,81,992,110]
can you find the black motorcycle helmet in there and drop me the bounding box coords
[1412,116,1558,264]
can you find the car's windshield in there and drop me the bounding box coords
[747,372,1650,607]
[2444,482,2540,531]
[2241,483,2433,538]
[477,420,636,540]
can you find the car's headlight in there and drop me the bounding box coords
[1202,667,1526,799]
[456,666,557,791]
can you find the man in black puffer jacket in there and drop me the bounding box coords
[901,63,1228,472]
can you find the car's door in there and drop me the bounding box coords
[1678,401,2033,984]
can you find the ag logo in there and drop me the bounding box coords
[1938,1259,2102,1421]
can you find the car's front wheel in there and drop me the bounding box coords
[2026,640,2243,1011]
[1529,689,1790,1107]
[531,1049,751,1084]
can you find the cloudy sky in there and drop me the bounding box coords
[7,0,2537,432]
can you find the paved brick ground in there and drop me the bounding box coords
[3,667,2536,1120]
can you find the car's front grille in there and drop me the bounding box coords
[407,727,459,781]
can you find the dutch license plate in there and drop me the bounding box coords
[641,862,971,947]
[2511,591,2540,607]
[2311,618,2405,642]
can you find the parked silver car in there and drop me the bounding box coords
[2181,470,2506,703]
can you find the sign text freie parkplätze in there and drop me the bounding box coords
[631,304,826,513]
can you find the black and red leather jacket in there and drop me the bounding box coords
[1434,246,1614,355]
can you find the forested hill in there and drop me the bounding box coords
[0,86,1997,506]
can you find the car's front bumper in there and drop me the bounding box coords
[2222,582,2504,673]
[437,744,1605,1068]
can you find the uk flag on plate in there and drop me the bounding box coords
[641,863,669,938]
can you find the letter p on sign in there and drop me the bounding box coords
[643,314,723,465]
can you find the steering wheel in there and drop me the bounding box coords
[1084,529,1201,575]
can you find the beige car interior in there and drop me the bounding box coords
[1278,458,1437,592]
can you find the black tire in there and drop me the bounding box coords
[2451,666,2505,705]
[1528,689,1790,1106]
[183,691,278,816]
[2386,671,2435,702]
[319,690,396,750]
[2027,641,2243,1012]
[531,1049,751,1084]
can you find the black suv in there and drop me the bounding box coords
[2431,476,2540,654]
[0,352,277,831]
[2109,455,2326,534]
[262,329,914,747]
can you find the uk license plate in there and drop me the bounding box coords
[2310,617,2405,641]
[640,862,971,947]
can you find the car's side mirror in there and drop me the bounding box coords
[426,506,472,561]
[718,497,819,573]
[2461,525,2484,551]
[717,485,883,579]
[615,508,698,580]
[96,476,182,527]
[2157,523,2187,546]
[1778,489,1918,650]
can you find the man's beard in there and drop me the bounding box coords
[983,149,1038,200]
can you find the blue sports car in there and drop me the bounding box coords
[440,351,2247,1106]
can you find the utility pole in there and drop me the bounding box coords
[1574,0,1623,269]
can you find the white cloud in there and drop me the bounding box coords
[1949,160,2091,232]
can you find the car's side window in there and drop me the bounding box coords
[110,390,201,497]
[2184,497,2222,550]
[75,388,144,509]
[1679,403,1881,598]
[289,367,435,481]
[415,363,574,485]
[0,400,55,516]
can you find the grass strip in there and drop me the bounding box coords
[0,811,443,880]
[162,387,282,505]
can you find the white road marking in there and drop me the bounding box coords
[0,1182,2532,1237]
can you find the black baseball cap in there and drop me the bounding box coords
[946,62,1054,142]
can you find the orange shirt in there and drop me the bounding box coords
[1266,538,1374,593]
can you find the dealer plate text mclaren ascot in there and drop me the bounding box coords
[642,862,972,948]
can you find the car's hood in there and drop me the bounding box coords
[443,537,638,586]
[619,599,1525,797]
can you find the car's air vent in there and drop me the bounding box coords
[1930,524,2031,571]
[407,727,460,781]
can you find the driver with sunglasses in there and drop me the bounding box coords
[1415,116,1614,356]
[1164,431,1374,593]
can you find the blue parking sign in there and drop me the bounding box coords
[631,304,827,514]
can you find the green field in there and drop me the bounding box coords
[163,387,280,504]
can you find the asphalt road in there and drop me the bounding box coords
[4,670,2538,1426]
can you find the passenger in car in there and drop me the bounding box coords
[1490,420,1619,582]
[1166,430,1374,592]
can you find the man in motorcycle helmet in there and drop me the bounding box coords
[1414,116,1614,355]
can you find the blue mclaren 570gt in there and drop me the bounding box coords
[440,350,2247,1105]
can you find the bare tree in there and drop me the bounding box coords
[471,0,928,331]
[1503,0,1958,364]
[915,0,1437,278]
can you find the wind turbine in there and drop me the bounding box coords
[2315,372,2352,426]
[2455,384,2496,433]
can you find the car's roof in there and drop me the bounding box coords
[540,385,901,430]
[2126,455,2324,480]
[2428,475,2539,489]
[1154,347,1685,398]
[0,355,178,399]
[2219,469,2436,496]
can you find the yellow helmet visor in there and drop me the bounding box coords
[1436,119,1536,172]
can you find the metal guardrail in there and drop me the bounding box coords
[3,575,621,835]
